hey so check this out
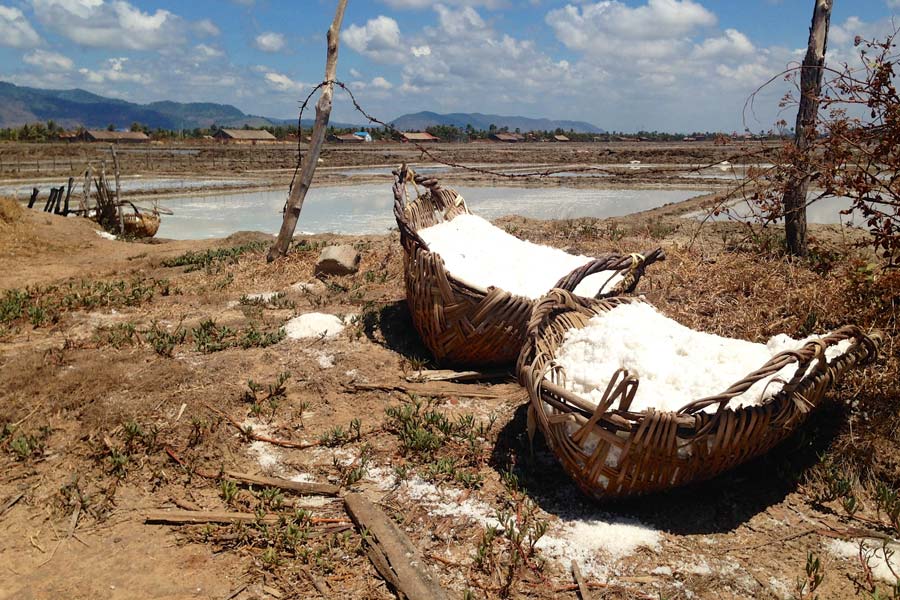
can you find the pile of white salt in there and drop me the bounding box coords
[418,213,626,299]
[553,302,852,414]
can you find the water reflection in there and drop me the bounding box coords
[156,184,710,240]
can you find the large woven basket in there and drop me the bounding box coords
[517,290,881,499]
[393,168,664,367]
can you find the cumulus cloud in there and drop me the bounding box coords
[193,44,223,61]
[255,31,285,52]
[0,5,41,48]
[78,57,149,84]
[263,71,305,93]
[342,15,406,63]
[194,18,220,37]
[30,0,187,50]
[23,49,74,71]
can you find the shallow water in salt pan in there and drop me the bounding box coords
[155,184,708,239]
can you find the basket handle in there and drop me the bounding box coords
[553,247,665,294]
[677,326,881,416]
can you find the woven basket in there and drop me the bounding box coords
[393,168,664,367]
[517,289,881,499]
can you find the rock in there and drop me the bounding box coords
[315,245,360,277]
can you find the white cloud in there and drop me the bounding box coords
[692,28,754,59]
[194,18,220,37]
[78,57,149,84]
[434,4,486,36]
[23,49,73,71]
[31,0,186,50]
[411,44,431,57]
[193,44,223,61]
[255,31,285,52]
[342,15,406,63]
[263,71,305,94]
[371,76,393,89]
[0,5,41,48]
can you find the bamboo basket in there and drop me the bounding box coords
[122,203,160,238]
[393,168,664,367]
[517,289,881,499]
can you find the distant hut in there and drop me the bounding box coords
[553,135,570,142]
[82,130,150,143]
[353,131,373,142]
[330,133,367,143]
[213,129,277,144]
[400,131,439,143]
[489,132,522,143]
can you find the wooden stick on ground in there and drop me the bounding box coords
[571,560,593,600]
[405,368,511,383]
[268,0,348,262]
[344,493,449,600]
[145,510,279,525]
[223,471,339,497]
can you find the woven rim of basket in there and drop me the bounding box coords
[391,166,665,298]
[518,289,881,436]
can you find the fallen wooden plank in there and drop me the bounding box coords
[223,471,340,497]
[145,510,278,525]
[345,382,503,399]
[405,368,510,383]
[344,493,448,600]
[572,560,593,600]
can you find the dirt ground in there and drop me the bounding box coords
[1,144,898,600]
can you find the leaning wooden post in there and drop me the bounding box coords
[63,177,74,215]
[28,188,39,209]
[267,0,348,262]
[80,166,92,213]
[111,146,125,234]
[783,0,832,257]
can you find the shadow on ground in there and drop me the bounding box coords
[489,398,848,536]
[363,299,434,366]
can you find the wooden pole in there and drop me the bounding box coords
[54,186,65,215]
[783,0,832,257]
[63,178,74,215]
[43,188,57,213]
[28,188,39,209]
[111,146,125,234]
[80,166,91,213]
[267,0,348,262]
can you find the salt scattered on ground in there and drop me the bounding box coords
[418,213,625,299]
[536,513,661,579]
[554,302,853,413]
[828,539,900,583]
[241,418,282,471]
[395,474,659,579]
[285,313,345,340]
[245,291,279,302]
[95,230,117,240]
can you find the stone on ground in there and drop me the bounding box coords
[315,245,360,277]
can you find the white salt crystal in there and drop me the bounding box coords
[284,313,344,339]
[553,303,853,414]
[828,539,900,583]
[95,230,117,240]
[418,213,625,300]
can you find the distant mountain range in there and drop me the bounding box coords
[0,82,360,130]
[0,82,604,134]
[390,111,604,134]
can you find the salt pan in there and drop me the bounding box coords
[828,539,900,583]
[418,214,625,299]
[554,302,852,414]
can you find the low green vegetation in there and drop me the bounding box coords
[384,398,495,489]
[162,242,267,273]
[0,278,171,333]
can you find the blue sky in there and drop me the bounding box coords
[0,0,897,131]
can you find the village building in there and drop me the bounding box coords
[489,132,523,143]
[400,131,439,143]
[330,133,366,143]
[553,135,570,142]
[82,130,150,143]
[213,129,277,144]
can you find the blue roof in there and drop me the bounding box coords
[354,131,369,137]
